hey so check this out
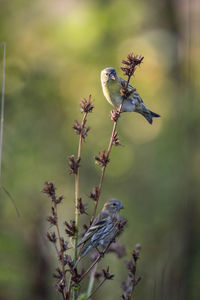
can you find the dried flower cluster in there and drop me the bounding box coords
[122,244,142,300]
[112,131,121,146]
[77,197,87,215]
[89,186,100,202]
[42,54,143,300]
[121,53,144,78]
[64,220,76,237]
[42,182,70,299]
[80,95,94,113]
[95,150,110,167]
[68,155,80,175]
[120,53,144,101]
[73,119,90,139]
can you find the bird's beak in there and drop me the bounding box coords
[110,74,116,80]
[120,204,124,209]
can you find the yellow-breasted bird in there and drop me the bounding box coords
[78,199,124,257]
[101,67,160,124]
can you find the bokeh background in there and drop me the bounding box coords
[0,0,200,299]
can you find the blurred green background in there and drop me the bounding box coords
[0,0,199,299]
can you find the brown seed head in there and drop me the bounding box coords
[68,155,81,175]
[77,197,87,215]
[102,267,114,280]
[64,220,76,237]
[89,186,100,201]
[95,150,109,167]
[80,95,94,113]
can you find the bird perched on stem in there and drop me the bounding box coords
[101,67,160,124]
[78,199,124,258]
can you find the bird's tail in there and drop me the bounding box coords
[78,243,93,258]
[142,110,160,125]
[73,244,92,269]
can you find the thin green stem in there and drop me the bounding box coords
[74,112,87,261]
[86,263,97,298]
[86,278,106,300]
[0,42,6,181]
[73,112,87,300]
[78,240,112,283]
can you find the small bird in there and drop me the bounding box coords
[101,67,160,124]
[78,199,124,257]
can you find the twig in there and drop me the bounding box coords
[86,277,106,300]
[90,108,122,224]
[54,203,68,299]
[86,266,114,299]
[79,254,100,283]
[43,183,68,299]
[0,41,6,180]
[86,263,97,298]
[78,241,112,283]
[121,244,142,300]
[73,113,87,300]
[0,44,21,218]
[74,112,87,262]
[0,185,20,217]
[71,96,93,300]
[91,99,127,223]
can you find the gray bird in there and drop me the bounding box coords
[78,199,124,257]
[101,67,160,124]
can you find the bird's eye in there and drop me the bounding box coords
[106,73,108,76]
[113,203,116,206]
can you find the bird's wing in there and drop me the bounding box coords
[78,212,109,246]
[118,77,144,104]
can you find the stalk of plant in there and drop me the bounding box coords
[0,42,6,180]
[42,182,69,299]
[72,96,94,263]
[121,244,142,300]
[86,267,114,300]
[68,96,94,299]
[0,42,20,217]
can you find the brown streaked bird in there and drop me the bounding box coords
[78,199,124,257]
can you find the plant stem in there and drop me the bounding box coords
[86,263,97,298]
[91,104,123,223]
[0,42,6,181]
[54,203,68,299]
[86,277,107,300]
[74,113,87,260]
[73,112,87,300]
[78,241,112,283]
[91,72,131,223]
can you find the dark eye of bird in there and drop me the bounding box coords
[106,73,108,76]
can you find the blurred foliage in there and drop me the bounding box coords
[0,0,200,299]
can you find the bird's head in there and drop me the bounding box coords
[103,198,124,214]
[101,68,117,84]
